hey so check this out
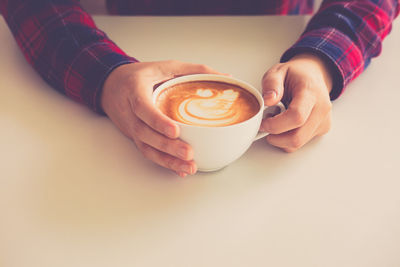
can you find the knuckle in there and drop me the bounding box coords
[262,71,270,81]
[326,99,333,110]
[138,143,151,159]
[319,118,332,136]
[325,116,332,131]
[291,109,306,126]
[284,147,297,153]
[198,64,210,72]
[289,133,304,150]
[320,127,330,136]
[266,124,279,135]
[158,138,170,153]
[271,63,285,72]
[132,138,141,149]
[154,117,166,133]
[264,64,284,78]
[131,121,143,138]
[131,95,145,113]
[164,156,178,170]
[320,99,332,114]
[275,63,286,71]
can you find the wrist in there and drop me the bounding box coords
[101,63,135,115]
[289,52,333,94]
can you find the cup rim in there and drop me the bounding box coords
[152,74,265,129]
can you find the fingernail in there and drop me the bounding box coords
[263,90,277,100]
[182,164,193,174]
[178,172,187,178]
[191,164,197,174]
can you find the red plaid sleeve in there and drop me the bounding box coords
[0,0,138,113]
[105,0,313,15]
[281,0,400,100]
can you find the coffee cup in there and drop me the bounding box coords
[152,74,285,172]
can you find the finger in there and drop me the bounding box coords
[176,172,188,178]
[138,142,197,175]
[261,64,287,106]
[315,111,332,137]
[131,116,194,161]
[149,61,230,90]
[129,93,180,139]
[266,109,331,152]
[161,60,225,78]
[130,61,225,139]
[261,88,316,134]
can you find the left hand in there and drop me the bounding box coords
[261,53,333,152]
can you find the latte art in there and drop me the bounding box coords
[156,81,259,127]
[178,89,240,126]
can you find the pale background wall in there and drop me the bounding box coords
[79,0,324,14]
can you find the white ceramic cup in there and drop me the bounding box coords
[153,74,285,172]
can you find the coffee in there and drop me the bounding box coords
[152,74,285,171]
[156,81,260,127]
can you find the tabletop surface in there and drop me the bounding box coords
[1,14,400,267]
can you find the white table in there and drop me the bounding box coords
[1,15,400,267]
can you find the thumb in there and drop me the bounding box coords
[261,66,286,106]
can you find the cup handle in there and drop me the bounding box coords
[254,102,286,141]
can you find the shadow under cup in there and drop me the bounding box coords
[153,74,283,172]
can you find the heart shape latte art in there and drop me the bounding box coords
[156,81,259,127]
[177,89,240,126]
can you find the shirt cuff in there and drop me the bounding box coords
[64,40,138,114]
[280,27,364,100]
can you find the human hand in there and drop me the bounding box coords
[101,60,223,176]
[261,53,333,152]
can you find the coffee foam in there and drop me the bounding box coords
[177,89,240,126]
[156,81,259,127]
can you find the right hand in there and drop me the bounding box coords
[101,60,224,177]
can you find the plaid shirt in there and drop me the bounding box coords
[106,0,314,15]
[0,1,399,113]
